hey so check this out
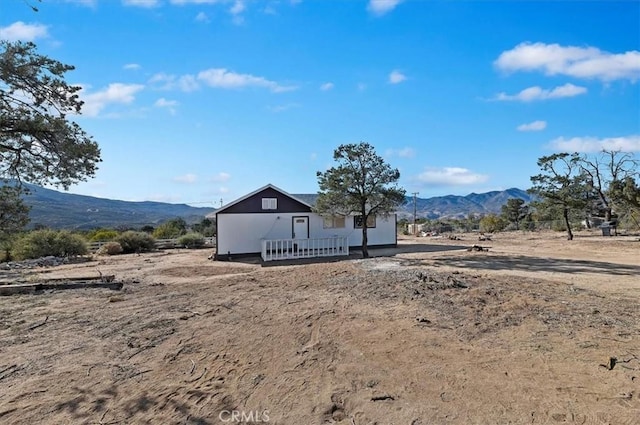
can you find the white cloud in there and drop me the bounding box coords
[230,0,245,14]
[79,83,144,117]
[357,82,367,91]
[0,22,48,42]
[197,68,296,92]
[495,42,640,82]
[517,120,547,132]
[155,98,178,108]
[415,167,489,186]
[547,135,640,153]
[389,70,407,84]
[386,147,416,158]
[320,82,334,91]
[494,83,587,102]
[195,12,211,22]
[174,173,198,184]
[178,75,200,92]
[368,0,403,16]
[210,172,231,182]
[148,73,199,91]
[123,0,160,7]
[123,63,141,70]
[310,152,317,161]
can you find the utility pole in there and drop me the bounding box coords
[412,192,419,236]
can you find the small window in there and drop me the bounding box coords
[262,198,277,210]
[323,215,346,229]
[354,215,376,228]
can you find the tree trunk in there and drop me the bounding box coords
[563,207,573,240]
[361,224,369,258]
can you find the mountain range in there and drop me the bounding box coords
[16,184,533,230]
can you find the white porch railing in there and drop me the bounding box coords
[261,236,349,262]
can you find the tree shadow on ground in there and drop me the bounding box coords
[430,254,640,277]
[52,385,214,425]
[258,244,469,267]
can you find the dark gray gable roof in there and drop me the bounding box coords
[216,184,313,214]
[291,193,318,207]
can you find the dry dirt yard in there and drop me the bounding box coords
[1,230,639,424]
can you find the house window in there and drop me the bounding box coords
[262,198,277,210]
[354,215,376,228]
[323,215,346,229]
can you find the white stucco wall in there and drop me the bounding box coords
[217,213,396,256]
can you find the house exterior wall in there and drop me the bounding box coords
[216,212,397,256]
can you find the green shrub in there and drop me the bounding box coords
[97,241,124,256]
[153,218,187,239]
[114,231,156,254]
[89,229,119,242]
[177,232,205,248]
[11,230,88,260]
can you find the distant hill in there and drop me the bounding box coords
[294,187,533,220]
[13,184,532,230]
[401,188,535,219]
[18,183,215,230]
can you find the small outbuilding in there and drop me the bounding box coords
[214,184,397,261]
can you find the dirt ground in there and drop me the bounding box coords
[1,230,639,424]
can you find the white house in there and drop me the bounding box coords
[214,184,398,261]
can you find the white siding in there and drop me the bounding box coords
[217,213,396,256]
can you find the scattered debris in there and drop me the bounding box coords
[0,279,124,296]
[416,271,469,289]
[1,256,90,270]
[28,316,49,331]
[467,245,489,252]
[371,394,395,402]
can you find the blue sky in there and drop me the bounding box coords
[2,0,639,207]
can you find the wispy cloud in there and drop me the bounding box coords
[123,0,160,7]
[495,42,640,82]
[195,12,211,23]
[155,98,178,107]
[229,1,246,25]
[174,173,198,184]
[547,135,640,152]
[414,167,489,186]
[494,83,586,102]
[197,68,296,92]
[368,0,403,16]
[148,73,199,92]
[517,120,547,132]
[79,83,144,117]
[0,21,48,42]
[386,147,416,158]
[320,82,334,91]
[389,70,407,84]
[154,97,179,114]
[210,172,231,182]
[357,82,367,91]
[123,63,141,71]
[229,0,245,14]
